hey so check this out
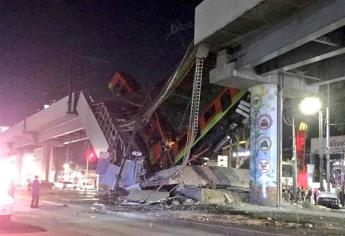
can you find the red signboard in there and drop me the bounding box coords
[296,128,307,188]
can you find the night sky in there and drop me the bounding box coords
[0,0,200,125]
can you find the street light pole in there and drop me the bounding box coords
[67,49,73,114]
[292,115,298,199]
[299,96,323,191]
[277,73,284,206]
[86,142,89,178]
[319,110,324,191]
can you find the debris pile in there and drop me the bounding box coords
[142,165,249,189]
[119,166,249,206]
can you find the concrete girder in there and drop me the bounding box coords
[43,140,65,148]
[236,0,345,69]
[194,0,263,46]
[0,118,83,155]
[9,134,37,152]
[210,50,318,98]
[255,42,345,74]
[24,95,71,132]
[37,117,83,142]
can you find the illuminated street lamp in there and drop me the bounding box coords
[299,97,321,115]
[63,163,70,171]
[86,152,95,178]
[299,96,325,191]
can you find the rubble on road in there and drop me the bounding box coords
[98,188,128,206]
[98,166,250,207]
[124,189,170,205]
[175,185,248,204]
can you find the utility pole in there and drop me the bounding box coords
[319,110,324,191]
[277,73,284,206]
[67,48,73,114]
[228,139,232,169]
[86,142,90,178]
[342,150,345,194]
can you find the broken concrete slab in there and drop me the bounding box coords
[176,186,248,204]
[142,166,249,189]
[125,189,169,204]
[176,186,202,202]
[124,183,141,192]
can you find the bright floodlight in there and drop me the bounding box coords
[63,163,70,170]
[299,97,321,115]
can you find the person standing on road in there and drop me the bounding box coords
[340,186,345,207]
[31,176,40,208]
[313,188,319,205]
[296,186,302,203]
[301,187,306,202]
[306,188,312,203]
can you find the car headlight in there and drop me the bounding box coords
[0,195,13,205]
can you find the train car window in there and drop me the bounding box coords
[178,135,187,150]
[221,91,231,111]
[204,105,216,122]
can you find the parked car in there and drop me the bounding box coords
[317,192,340,209]
[54,181,77,190]
[78,179,96,191]
[39,180,55,190]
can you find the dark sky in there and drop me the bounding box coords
[0,0,200,125]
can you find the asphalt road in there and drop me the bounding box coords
[0,189,290,236]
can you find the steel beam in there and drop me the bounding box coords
[237,0,345,69]
[313,37,340,47]
[313,76,345,86]
[282,71,321,81]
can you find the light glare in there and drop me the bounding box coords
[299,97,321,115]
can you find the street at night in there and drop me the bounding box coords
[2,1,345,235]
[0,189,302,236]
[0,188,344,235]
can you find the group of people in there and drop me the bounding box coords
[296,186,318,204]
[287,186,345,207]
[284,186,320,204]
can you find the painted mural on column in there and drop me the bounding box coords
[249,84,278,205]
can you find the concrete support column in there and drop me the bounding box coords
[49,146,55,182]
[16,151,24,185]
[249,84,278,206]
[43,145,55,182]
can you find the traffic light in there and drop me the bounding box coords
[85,149,96,162]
